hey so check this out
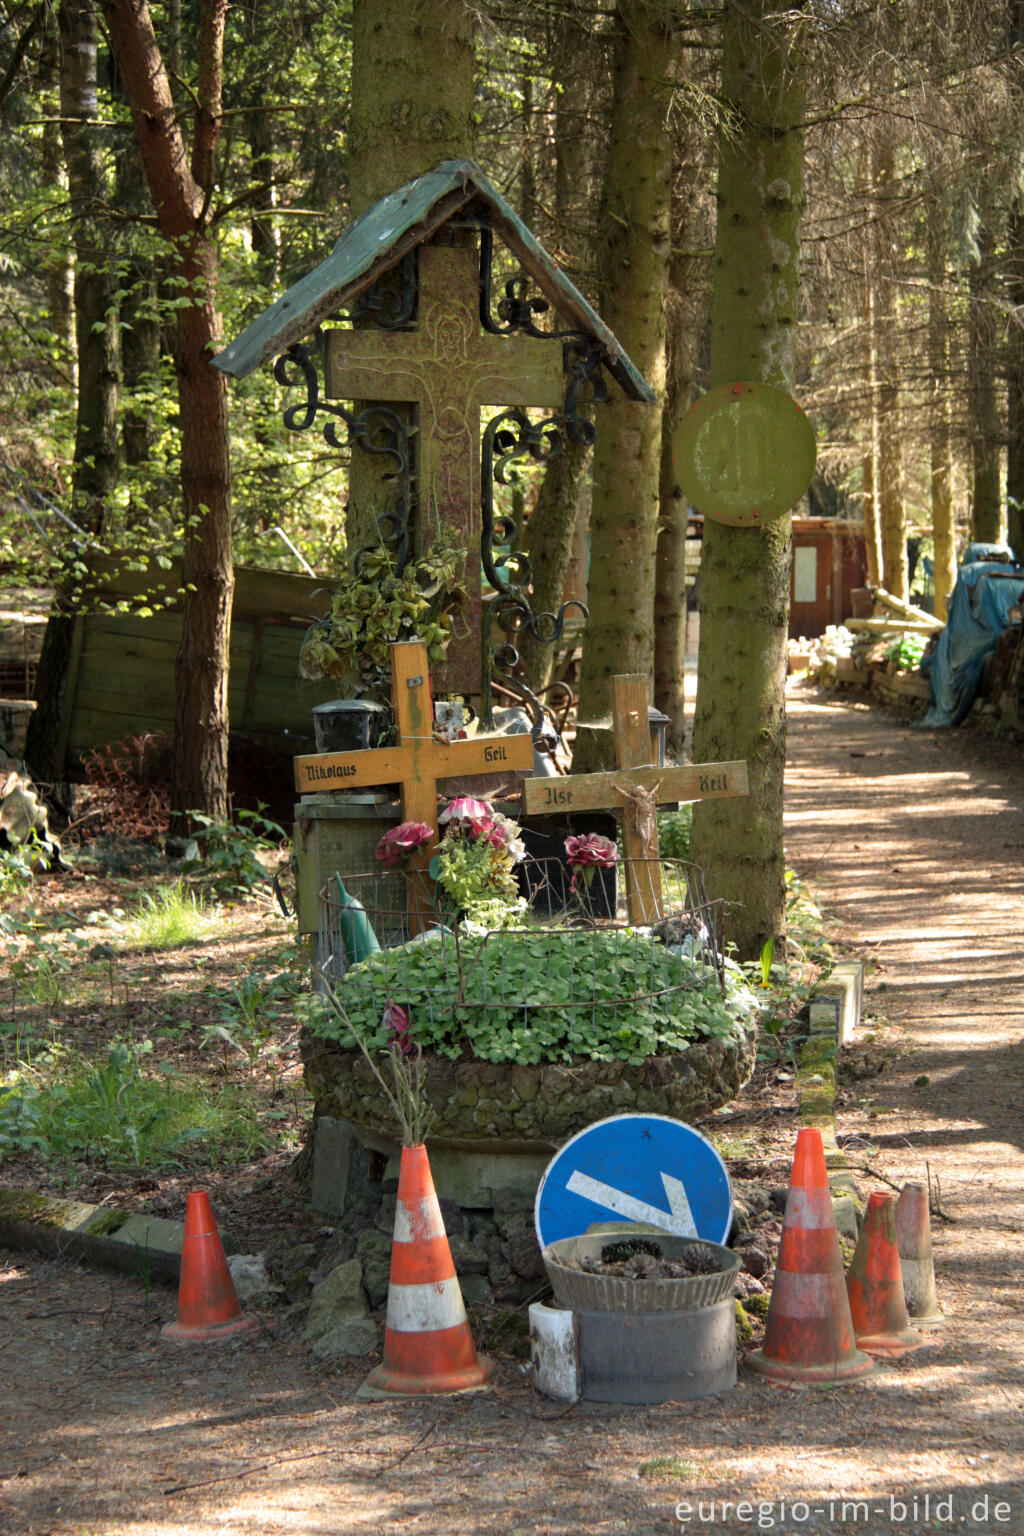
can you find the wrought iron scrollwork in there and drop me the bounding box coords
[479,226,580,340]
[274,332,413,574]
[349,250,417,329]
[481,591,588,735]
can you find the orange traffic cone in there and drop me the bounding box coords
[846,1191,926,1357]
[748,1128,877,1387]
[161,1192,262,1344]
[361,1144,494,1397]
[894,1181,944,1329]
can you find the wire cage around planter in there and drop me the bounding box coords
[315,858,729,1064]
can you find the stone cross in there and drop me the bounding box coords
[521,674,749,924]
[326,245,565,693]
[294,640,534,930]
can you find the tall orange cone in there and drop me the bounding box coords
[161,1192,262,1344]
[846,1191,926,1357]
[361,1144,494,1397]
[748,1128,877,1387]
[894,1181,944,1328]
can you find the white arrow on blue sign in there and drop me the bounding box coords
[534,1113,733,1250]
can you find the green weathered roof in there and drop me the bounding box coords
[213,159,655,403]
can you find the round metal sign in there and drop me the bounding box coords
[673,380,817,527]
[534,1112,734,1250]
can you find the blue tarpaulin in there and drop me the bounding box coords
[922,560,1024,727]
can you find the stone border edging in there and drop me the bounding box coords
[798,960,864,1239]
[0,1187,238,1284]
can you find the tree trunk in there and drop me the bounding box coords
[860,231,882,586]
[1007,203,1024,560]
[654,256,701,758]
[519,433,593,694]
[928,239,956,619]
[871,136,907,601]
[59,0,120,537]
[344,0,477,561]
[572,0,675,770]
[689,0,805,960]
[103,0,234,826]
[968,238,1004,544]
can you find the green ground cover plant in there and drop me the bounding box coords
[314,926,761,1066]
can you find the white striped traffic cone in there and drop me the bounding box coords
[361,1143,494,1397]
[895,1181,944,1328]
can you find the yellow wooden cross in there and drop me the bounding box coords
[294,640,534,927]
[521,674,748,924]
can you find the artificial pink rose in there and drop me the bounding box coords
[374,821,433,869]
[565,833,618,870]
[383,999,412,1055]
[565,832,618,892]
[438,796,492,825]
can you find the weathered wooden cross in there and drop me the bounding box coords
[326,246,565,693]
[521,674,748,924]
[294,640,534,930]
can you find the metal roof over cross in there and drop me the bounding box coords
[324,245,565,692]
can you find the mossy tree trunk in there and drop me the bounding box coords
[345,0,476,560]
[689,0,805,960]
[1007,202,1024,560]
[968,237,1004,545]
[872,136,907,601]
[929,239,956,620]
[572,0,676,770]
[654,254,701,758]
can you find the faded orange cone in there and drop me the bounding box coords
[161,1191,261,1344]
[361,1144,494,1397]
[847,1191,926,1357]
[748,1128,876,1387]
[894,1181,944,1328]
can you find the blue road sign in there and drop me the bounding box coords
[534,1113,733,1250]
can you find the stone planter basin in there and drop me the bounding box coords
[542,1232,740,1313]
[302,1031,756,1149]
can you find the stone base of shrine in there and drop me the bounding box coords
[302,1032,756,1213]
[299,1032,755,1308]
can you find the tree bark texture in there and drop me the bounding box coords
[103,0,234,825]
[859,232,882,586]
[654,260,701,757]
[968,239,1003,544]
[59,0,120,537]
[519,433,593,694]
[870,136,906,601]
[928,240,956,619]
[1007,203,1024,560]
[572,0,674,768]
[690,0,805,960]
[344,0,476,560]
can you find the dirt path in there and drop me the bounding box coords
[3,683,1024,1536]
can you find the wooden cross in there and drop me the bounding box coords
[326,245,565,693]
[294,640,534,930]
[521,674,749,924]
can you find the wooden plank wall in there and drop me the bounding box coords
[60,561,341,769]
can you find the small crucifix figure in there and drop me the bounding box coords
[294,641,534,930]
[521,674,749,925]
[326,245,565,693]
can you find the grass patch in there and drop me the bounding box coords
[0,1038,278,1168]
[128,882,220,949]
[638,1457,698,1481]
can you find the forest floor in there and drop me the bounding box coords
[2,679,1024,1536]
